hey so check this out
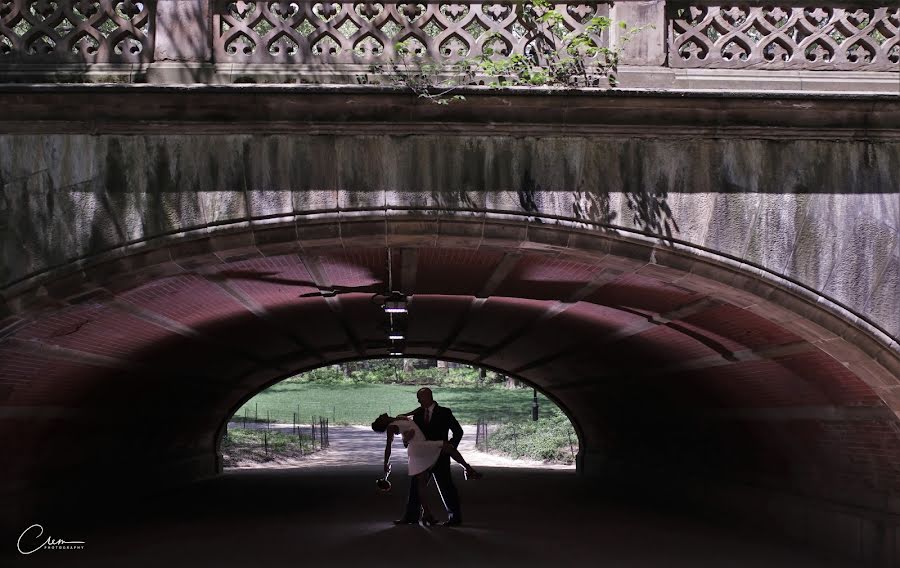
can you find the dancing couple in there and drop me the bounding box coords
[371,387,483,526]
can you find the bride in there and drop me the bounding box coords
[371,413,483,525]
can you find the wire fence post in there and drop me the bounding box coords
[255,402,258,424]
[567,430,576,461]
[299,416,304,455]
[512,423,518,456]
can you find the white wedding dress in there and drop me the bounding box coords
[392,418,444,476]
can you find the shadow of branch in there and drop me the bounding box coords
[573,184,679,243]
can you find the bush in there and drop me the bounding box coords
[483,408,577,464]
[223,428,307,452]
[283,360,504,388]
[283,365,344,384]
[221,427,320,467]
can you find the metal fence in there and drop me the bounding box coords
[223,412,330,460]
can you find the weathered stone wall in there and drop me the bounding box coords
[2,133,898,341]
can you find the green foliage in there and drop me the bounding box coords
[362,39,476,104]
[232,382,555,425]
[362,2,653,99]
[483,407,578,464]
[296,365,345,384]
[477,3,650,89]
[283,360,504,387]
[221,427,317,465]
[229,377,578,465]
[223,427,309,452]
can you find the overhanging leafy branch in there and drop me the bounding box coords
[360,0,652,102]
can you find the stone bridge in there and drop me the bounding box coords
[0,0,899,565]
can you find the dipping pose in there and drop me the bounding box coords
[372,406,482,526]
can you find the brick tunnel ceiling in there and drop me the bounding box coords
[2,245,898,500]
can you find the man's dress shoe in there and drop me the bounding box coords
[393,517,419,525]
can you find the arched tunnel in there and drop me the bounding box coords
[1,87,898,565]
[2,213,899,565]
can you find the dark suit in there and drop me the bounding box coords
[404,403,464,522]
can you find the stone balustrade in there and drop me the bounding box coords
[0,0,897,88]
[0,0,155,62]
[669,2,899,71]
[212,1,613,64]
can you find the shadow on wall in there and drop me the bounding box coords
[0,136,216,287]
[515,172,680,241]
[0,0,210,85]
[0,141,682,288]
[154,0,212,83]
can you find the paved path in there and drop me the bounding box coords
[5,426,862,568]
[225,423,575,470]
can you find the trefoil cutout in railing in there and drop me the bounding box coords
[213,0,614,65]
[0,0,155,62]
[669,4,899,70]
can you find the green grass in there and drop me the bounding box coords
[231,383,558,425]
[221,428,320,466]
[223,428,310,452]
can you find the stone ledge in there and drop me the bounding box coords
[662,67,900,94]
[1,62,897,94]
[0,83,897,140]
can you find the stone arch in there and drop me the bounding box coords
[2,128,898,344]
[2,211,898,547]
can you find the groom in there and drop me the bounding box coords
[395,387,464,527]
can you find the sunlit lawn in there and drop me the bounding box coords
[231,383,556,425]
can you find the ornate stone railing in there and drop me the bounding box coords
[669,2,899,70]
[0,0,897,84]
[213,1,610,64]
[0,0,155,63]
